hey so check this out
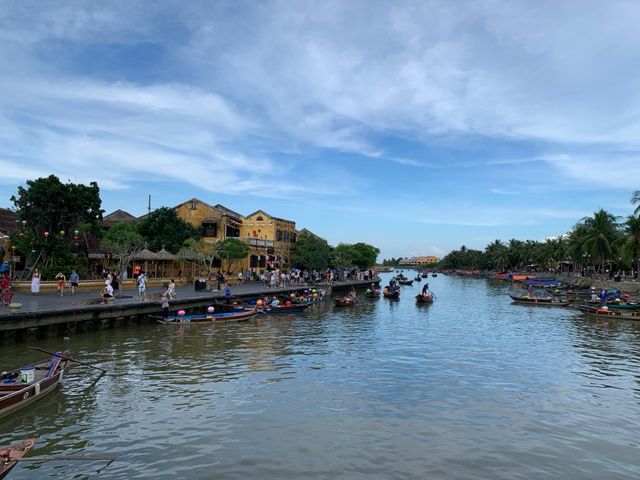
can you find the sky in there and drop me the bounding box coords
[1,0,639,261]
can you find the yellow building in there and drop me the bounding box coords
[241,210,296,269]
[174,198,242,243]
[399,256,439,266]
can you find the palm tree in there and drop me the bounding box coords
[579,209,621,273]
[631,190,640,215]
[620,215,640,278]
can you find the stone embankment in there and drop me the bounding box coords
[555,273,640,293]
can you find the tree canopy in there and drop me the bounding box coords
[290,232,331,270]
[138,207,199,253]
[10,175,103,278]
[100,223,145,270]
[331,242,380,269]
[215,238,250,274]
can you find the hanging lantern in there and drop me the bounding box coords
[60,230,65,236]
[19,232,24,238]
[74,229,79,236]
[44,231,49,238]
[21,220,27,226]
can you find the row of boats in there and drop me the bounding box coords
[509,289,640,320]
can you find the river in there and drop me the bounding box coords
[1,272,639,479]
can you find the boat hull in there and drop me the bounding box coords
[0,355,68,419]
[153,310,260,323]
[509,295,570,307]
[577,305,640,320]
[0,438,36,479]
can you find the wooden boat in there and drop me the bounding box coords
[397,279,413,286]
[334,297,358,306]
[509,294,570,307]
[0,353,68,419]
[414,276,422,282]
[365,289,380,298]
[0,438,36,479]
[577,305,640,320]
[606,302,640,311]
[152,309,260,324]
[421,273,430,278]
[415,293,434,304]
[383,289,400,299]
[262,303,309,314]
[432,273,438,277]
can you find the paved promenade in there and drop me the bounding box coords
[0,278,379,318]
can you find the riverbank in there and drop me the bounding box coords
[0,278,380,341]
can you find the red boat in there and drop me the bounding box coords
[0,438,36,479]
[0,353,68,419]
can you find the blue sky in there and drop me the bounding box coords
[1,0,639,261]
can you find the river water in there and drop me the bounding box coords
[1,273,640,479]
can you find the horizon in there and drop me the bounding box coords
[1,1,639,260]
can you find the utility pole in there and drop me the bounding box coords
[148,194,151,213]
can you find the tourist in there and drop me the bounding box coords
[69,270,79,295]
[160,293,169,317]
[0,273,10,306]
[110,272,120,297]
[31,268,41,295]
[166,279,176,299]
[349,287,357,299]
[55,271,66,297]
[137,272,147,301]
[224,285,232,303]
[600,289,607,306]
[101,280,114,303]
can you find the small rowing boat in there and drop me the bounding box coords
[152,309,260,324]
[383,288,400,299]
[576,305,640,320]
[0,438,36,479]
[0,353,68,419]
[415,293,434,304]
[509,294,570,307]
[334,297,358,306]
[397,279,413,286]
[365,289,380,298]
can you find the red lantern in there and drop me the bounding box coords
[44,231,49,238]
[19,232,24,238]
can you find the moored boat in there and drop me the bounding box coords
[414,276,422,282]
[415,293,434,304]
[0,353,68,419]
[334,297,358,306]
[576,305,640,320]
[398,279,413,286]
[509,294,570,307]
[262,303,309,314]
[0,438,36,479]
[365,289,380,298]
[152,309,260,324]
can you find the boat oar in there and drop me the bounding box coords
[26,347,107,374]
[13,454,119,462]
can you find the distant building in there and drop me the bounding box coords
[102,209,137,228]
[241,210,296,270]
[399,256,439,266]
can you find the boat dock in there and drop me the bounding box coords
[0,279,380,342]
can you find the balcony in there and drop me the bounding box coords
[241,237,274,248]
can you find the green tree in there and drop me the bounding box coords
[290,232,331,270]
[10,175,103,277]
[215,238,250,274]
[100,223,145,270]
[331,242,380,269]
[179,238,220,278]
[631,190,640,215]
[578,209,620,272]
[620,215,640,278]
[138,207,199,253]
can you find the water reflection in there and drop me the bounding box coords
[1,273,640,478]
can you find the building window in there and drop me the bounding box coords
[202,222,217,237]
[226,225,240,238]
[256,216,264,221]
[189,201,197,210]
[276,230,283,241]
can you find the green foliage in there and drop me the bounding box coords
[138,207,200,253]
[101,223,145,269]
[331,242,380,269]
[290,232,331,270]
[215,238,250,274]
[179,238,220,278]
[10,175,103,275]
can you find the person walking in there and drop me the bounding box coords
[69,270,79,295]
[166,279,176,299]
[55,271,66,297]
[137,272,148,302]
[31,268,41,295]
